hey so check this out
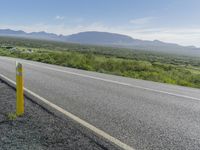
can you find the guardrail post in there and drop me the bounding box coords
[16,62,24,116]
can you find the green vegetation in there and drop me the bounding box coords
[7,113,17,121]
[0,36,200,88]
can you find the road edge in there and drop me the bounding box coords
[0,73,135,150]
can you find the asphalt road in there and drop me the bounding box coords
[0,80,115,150]
[0,56,200,150]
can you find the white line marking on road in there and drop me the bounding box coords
[0,56,200,101]
[0,74,135,150]
[19,60,200,102]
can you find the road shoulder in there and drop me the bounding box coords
[0,80,116,150]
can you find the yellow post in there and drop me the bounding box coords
[16,62,24,116]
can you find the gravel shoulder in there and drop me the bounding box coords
[0,80,117,150]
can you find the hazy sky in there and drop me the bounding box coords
[0,0,200,46]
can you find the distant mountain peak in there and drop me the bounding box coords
[66,31,134,44]
[0,28,199,56]
[153,40,162,43]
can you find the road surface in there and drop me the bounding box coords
[0,56,200,150]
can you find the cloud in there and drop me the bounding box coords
[130,17,155,25]
[73,18,84,23]
[0,23,200,47]
[55,15,65,20]
[126,27,200,47]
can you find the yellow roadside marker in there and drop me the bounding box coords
[16,62,24,116]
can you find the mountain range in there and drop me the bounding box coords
[0,29,200,57]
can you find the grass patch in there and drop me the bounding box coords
[7,113,17,121]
